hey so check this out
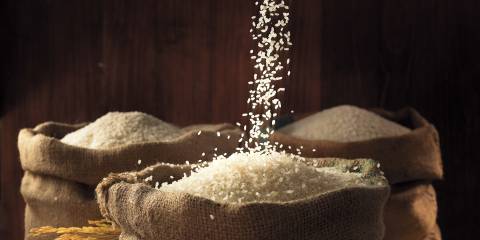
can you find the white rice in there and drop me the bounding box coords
[279,105,410,142]
[241,0,292,152]
[61,112,181,149]
[160,151,369,204]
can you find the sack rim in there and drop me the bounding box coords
[18,122,243,185]
[26,121,241,150]
[270,107,443,183]
[96,158,390,220]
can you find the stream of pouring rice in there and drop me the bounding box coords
[239,0,292,154]
[155,0,362,206]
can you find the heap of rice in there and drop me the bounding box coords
[160,151,370,204]
[61,112,181,149]
[279,105,411,142]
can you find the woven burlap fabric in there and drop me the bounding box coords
[21,171,102,231]
[384,183,438,240]
[18,121,242,239]
[425,225,442,240]
[271,107,443,240]
[96,158,390,240]
[19,122,242,185]
[271,108,443,184]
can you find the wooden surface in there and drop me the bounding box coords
[2,0,479,239]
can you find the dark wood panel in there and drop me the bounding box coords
[2,0,479,239]
[2,1,105,239]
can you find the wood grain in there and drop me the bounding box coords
[2,0,479,239]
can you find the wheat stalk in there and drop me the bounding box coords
[30,219,121,240]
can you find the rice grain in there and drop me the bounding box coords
[161,151,370,204]
[61,112,181,149]
[279,105,410,142]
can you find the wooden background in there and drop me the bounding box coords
[2,0,479,239]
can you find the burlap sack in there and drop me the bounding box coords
[18,121,242,239]
[271,108,443,184]
[96,158,390,240]
[384,183,438,240]
[21,172,101,230]
[270,107,443,240]
[425,225,442,240]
